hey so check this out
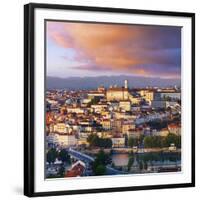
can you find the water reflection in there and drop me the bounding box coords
[111,152,181,167]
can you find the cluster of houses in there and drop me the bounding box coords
[46,80,181,149]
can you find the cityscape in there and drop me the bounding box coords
[45,21,181,178]
[46,80,181,178]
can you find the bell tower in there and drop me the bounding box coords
[124,79,128,89]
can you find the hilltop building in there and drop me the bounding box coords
[106,80,142,105]
[106,80,129,101]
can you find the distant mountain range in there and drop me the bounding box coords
[46,75,181,90]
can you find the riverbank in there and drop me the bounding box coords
[112,147,181,154]
[82,147,181,155]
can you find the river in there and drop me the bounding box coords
[111,152,181,167]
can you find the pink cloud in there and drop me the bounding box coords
[47,21,181,78]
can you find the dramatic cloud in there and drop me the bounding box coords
[47,21,181,78]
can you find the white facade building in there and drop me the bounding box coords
[55,134,77,147]
[111,137,125,148]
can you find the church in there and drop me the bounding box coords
[106,80,129,101]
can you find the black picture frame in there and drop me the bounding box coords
[24,3,195,197]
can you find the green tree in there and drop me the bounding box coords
[101,138,112,148]
[47,148,57,164]
[58,149,71,163]
[143,134,181,149]
[92,150,109,175]
[96,150,109,165]
[127,156,134,171]
[87,134,99,147]
[94,165,106,175]
[87,134,112,148]
[144,136,164,148]
[164,133,181,148]
[88,97,100,106]
[139,134,145,145]
[128,137,138,148]
[144,136,153,148]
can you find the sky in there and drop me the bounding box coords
[46,21,181,79]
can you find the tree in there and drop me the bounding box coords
[143,134,181,149]
[138,134,145,145]
[164,133,181,148]
[58,149,71,163]
[111,162,115,168]
[96,150,109,165]
[88,97,100,106]
[94,165,106,175]
[98,138,112,148]
[87,134,112,148]
[47,148,57,164]
[92,150,109,175]
[144,136,153,148]
[128,137,138,148]
[127,156,134,171]
[144,161,148,170]
[139,161,143,170]
[144,135,164,148]
[87,134,99,147]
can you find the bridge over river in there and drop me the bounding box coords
[68,148,126,175]
[68,148,94,163]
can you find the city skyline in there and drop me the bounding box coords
[46,21,181,79]
[46,82,182,178]
[45,21,182,179]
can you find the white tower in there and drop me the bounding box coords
[124,80,128,89]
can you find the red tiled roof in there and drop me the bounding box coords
[65,163,85,177]
[168,124,181,128]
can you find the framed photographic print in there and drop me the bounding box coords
[24,3,195,197]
